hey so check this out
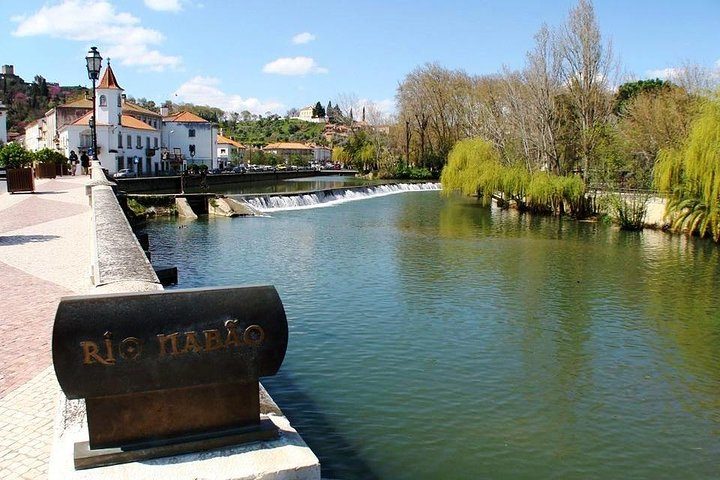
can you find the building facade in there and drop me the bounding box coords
[216,133,245,168]
[23,64,216,175]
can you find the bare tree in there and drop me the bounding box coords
[556,0,618,180]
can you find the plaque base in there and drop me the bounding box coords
[73,418,279,470]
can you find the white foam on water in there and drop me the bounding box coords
[241,182,442,213]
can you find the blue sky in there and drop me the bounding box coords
[1,0,718,116]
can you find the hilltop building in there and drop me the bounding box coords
[292,105,325,124]
[22,64,218,175]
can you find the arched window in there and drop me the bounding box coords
[99,95,107,107]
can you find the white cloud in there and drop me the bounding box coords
[144,0,182,12]
[174,76,284,115]
[292,32,315,45]
[262,57,328,76]
[646,67,684,80]
[11,0,181,71]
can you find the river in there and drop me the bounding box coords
[141,180,720,479]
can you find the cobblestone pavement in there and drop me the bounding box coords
[0,176,92,480]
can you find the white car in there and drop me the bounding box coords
[113,169,137,178]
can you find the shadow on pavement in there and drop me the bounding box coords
[0,234,60,245]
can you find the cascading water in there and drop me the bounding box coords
[238,182,441,212]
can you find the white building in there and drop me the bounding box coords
[161,110,218,171]
[24,64,217,175]
[57,64,164,175]
[313,146,332,163]
[216,133,245,168]
[293,105,325,124]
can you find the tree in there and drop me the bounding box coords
[312,102,325,118]
[654,95,720,241]
[556,0,617,182]
[614,78,672,113]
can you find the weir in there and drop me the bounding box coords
[237,182,442,212]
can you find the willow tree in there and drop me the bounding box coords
[654,97,720,241]
[441,138,585,215]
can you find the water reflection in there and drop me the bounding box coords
[142,191,720,479]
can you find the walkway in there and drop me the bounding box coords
[0,176,92,479]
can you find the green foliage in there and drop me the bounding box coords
[615,78,672,113]
[222,118,324,145]
[34,148,67,165]
[0,143,34,169]
[312,102,326,118]
[441,138,586,215]
[654,96,720,241]
[601,193,649,230]
[392,165,434,179]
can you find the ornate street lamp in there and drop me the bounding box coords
[85,46,102,164]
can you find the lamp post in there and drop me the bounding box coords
[85,46,102,166]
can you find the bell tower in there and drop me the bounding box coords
[95,61,123,127]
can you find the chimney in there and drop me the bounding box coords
[160,106,169,117]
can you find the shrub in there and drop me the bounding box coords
[0,143,34,169]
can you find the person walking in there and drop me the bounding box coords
[68,150,78,176]
[80,151,90,175]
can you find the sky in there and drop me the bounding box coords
[1,0,719,117]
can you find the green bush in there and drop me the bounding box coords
[34,148,67,165]
[0,143,34,169]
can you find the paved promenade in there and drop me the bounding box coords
[0,176,92,479]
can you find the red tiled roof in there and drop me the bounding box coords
[98,64,122,90]
[264,142,312,150]
[217,134,245,148]
[123,102,162,117]
[121,115,156,131]
[163,111,209,123]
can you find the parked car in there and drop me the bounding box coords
[209,168,222,175]
[232,166,246,174]
[113,169,137,178]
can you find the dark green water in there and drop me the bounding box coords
[142,191,720,479]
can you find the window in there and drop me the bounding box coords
[189,144,196,157]
[117,156,124,171]
[118,133,123,148]
[154,137,158,149]
[220,148,227,155]
[146,137,150,150]
[188,129,196,138]
[127,135,132,149]
[117,96,122,107]
[136,136,142,148]
[118,114,122,126]
[99,95,107,107]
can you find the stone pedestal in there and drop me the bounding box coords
[49,394,321,480]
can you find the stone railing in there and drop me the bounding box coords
[49,161,320,480]
[87,160,162,294]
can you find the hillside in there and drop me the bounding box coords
[0,68,86,136]
[219,117,326,146]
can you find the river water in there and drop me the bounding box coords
[142,183,720,479]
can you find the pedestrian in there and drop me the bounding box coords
[69,150,78,176]
[80,151,90,175]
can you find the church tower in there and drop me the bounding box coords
[95,61,123,127]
